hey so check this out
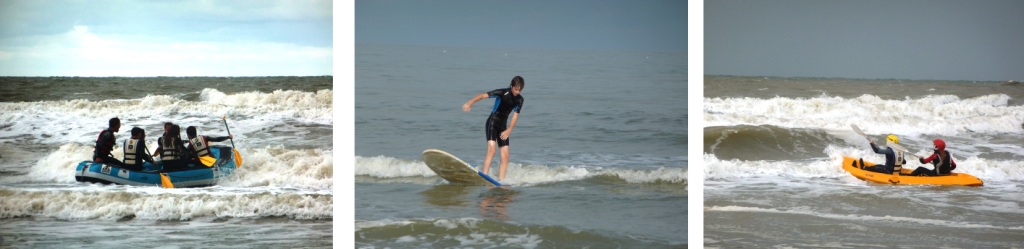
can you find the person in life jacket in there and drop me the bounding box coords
[155,125,190,171]
[122,127,155,171]
[908,139,957,176]
[184,126,231,166]
[93,117,125,167]
[863,134,906,175]
[151,122,174,158]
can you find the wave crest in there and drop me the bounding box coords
[355,155,686,186]
[705,94,1024,136]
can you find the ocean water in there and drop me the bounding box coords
[0,77,333,248]
[704,76,1024,247]
[355,44,687,248]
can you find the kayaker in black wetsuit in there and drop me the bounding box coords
[909,139,956,176]
[123,127,155,171]
[93,117,125,167]
[184,126,231,165]
[863,134,906,175]
[462,76,525,182]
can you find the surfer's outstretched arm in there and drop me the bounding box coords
[462,93,489,112]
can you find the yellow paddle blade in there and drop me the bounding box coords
[160,172,174,188]
[199,155,216,167]
[233,149,243,168]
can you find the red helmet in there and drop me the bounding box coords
[933,139,946,151]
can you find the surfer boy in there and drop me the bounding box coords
[462,76,525,182]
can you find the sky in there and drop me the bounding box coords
[355,0,687,52]
[0,0,332,76]
[705,0,1024,81]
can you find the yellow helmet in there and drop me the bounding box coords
[886,134,899,144]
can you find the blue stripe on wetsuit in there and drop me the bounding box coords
[490,95,501,114]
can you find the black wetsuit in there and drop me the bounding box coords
[484,88,524,147]
[93,129,124,167]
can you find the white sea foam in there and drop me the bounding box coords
[355,155,686,186]
[0,88,332,146]
[705,94,1024,136]
[703,153,848,180]
[217,146,333,190]
[0,188,331,220]
[200,88,332,109]
[706,205,1024,231]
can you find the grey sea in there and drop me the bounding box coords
[0,77,333,248]
[355,44,687,248]
[704,76,1024,247]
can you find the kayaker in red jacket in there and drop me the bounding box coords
[909,139,956,176]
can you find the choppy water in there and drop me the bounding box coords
[0,76,333,248]
[704,75,1024,247]
[356,44,687,248]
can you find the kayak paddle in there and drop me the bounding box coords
[222,116,243,168]
[851,124,870,142]
[886,140,921,159]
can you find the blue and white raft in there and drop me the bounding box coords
[75,146,239,188]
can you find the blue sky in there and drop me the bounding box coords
[706,0,1024,81]
[0,0,332,76]
[356,0,687,52]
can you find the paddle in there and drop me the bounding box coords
[147,147,174,188]
[160,172,175,188]
[198,155,216,167]
[222,116,243,168]
[851,124,870,142]
[886,140,921,159]
[153,148,174,187]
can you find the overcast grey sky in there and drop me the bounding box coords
[706,0,1024,81]
[0,0,332,76]
[356,0,687,52]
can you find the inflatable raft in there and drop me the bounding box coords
[75,146,239,188]
[841,156,983,186]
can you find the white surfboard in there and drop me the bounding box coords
[422,149,502,186]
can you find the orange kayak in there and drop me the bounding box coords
[841,156,983,186]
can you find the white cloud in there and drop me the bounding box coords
[0,25,331,76]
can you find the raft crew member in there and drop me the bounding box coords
[93,117,125,167]
[909,139,956,176]
[184,126,231,166]
[863,134,906,175]
[151,122,174,158]
[122,127,156,171]
[155,125,189,170]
